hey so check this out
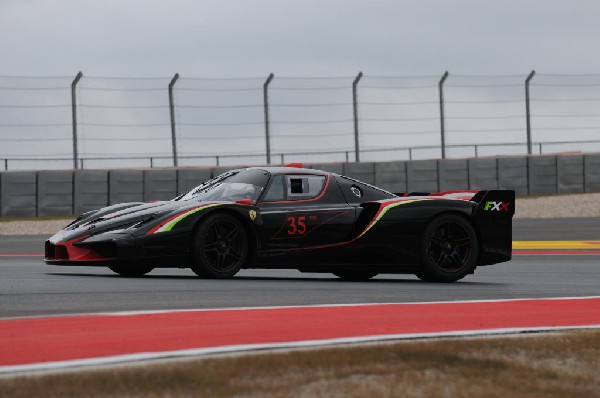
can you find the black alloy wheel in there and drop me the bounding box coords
[109,265,154,277]
[417,214,478,283]
[191,213,249,278]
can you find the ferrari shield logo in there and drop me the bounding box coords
[249,210,257,221]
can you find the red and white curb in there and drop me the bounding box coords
[1,296,599,375]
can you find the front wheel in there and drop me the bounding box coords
[109,265,154,277]
[191,213,249,279]
[417,214,479,283]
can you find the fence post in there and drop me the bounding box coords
[263,73,274,164]
[71,71,83,170]
[168,73,180,167]
[438,71,449,159]
[352,72,363,162]
[525,70,536,155]
[4,159,7,171]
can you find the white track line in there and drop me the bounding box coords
[2,295,599,321]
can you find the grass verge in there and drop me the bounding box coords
[1,330,599,397]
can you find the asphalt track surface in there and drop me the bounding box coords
[0,218,598,319]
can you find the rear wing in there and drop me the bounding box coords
[471,190,515,216]
[394,189,515,216]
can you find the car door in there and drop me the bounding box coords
[257,173,356,258]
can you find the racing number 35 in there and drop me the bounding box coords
[287,216,306,235]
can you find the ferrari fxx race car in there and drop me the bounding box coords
[45,165,514,282]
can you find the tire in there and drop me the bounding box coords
[333,270,378,281]
[417,214,479,283]
[109,265,154,277]
[191,213,249,279]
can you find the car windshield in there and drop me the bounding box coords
[176,169,268,202]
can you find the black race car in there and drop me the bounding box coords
[45,165,514,282]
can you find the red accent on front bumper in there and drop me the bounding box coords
[46,235,110,262]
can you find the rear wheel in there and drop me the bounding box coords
[191,213,249,279]
[333,270,378,281]
[417,214,478,283]
[109,265,154,277]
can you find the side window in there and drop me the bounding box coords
[307,176,326,195]
[260,174,327,202]
[261,175,285,201]
[286,175,326,200]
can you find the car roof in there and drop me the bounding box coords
[246,166,331,176]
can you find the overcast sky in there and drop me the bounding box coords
[2,0,600,168]
[1,0,599,77]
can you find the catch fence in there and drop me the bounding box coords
[2,71,600,170]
